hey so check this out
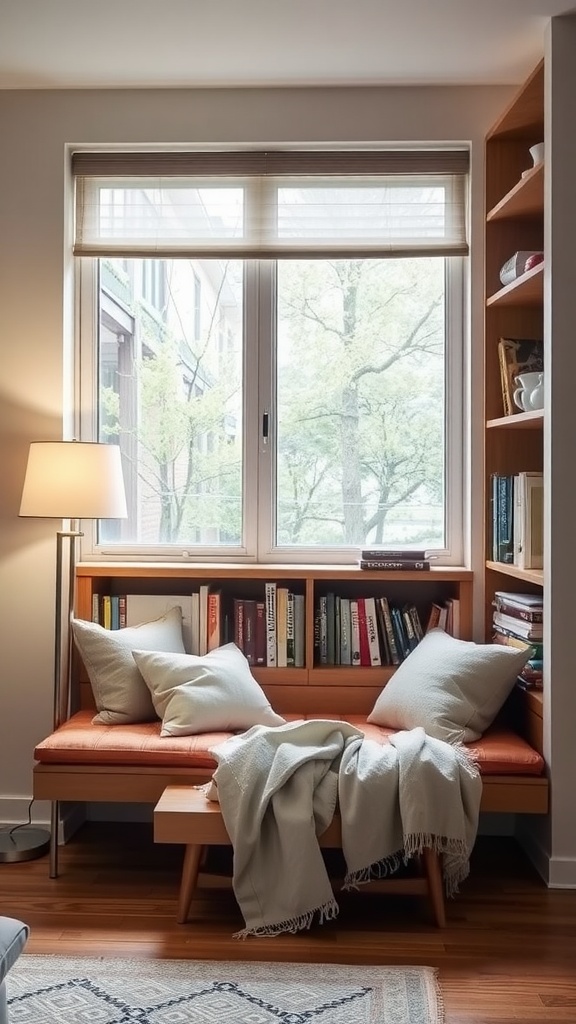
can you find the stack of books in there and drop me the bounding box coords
[358,549,432,571]
[492,591,543,690]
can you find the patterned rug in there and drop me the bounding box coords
[7,955,443,1023]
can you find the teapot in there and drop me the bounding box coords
[513,371,542,412]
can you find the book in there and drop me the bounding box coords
[494,474,514,564]
[364,597,382,666]
[276,587,288,668]
[497,337,543,416]
[255,600,267,666]
[360,549,428,561]
[493,610,542,641]
[101,594,112,630]
[265,582,277,667]
[326,591,336,665]
[198,584,209,656]
[356,597,371,666]
[233,598,245,651]
[359,559,430,571]
[494,591,543,609]
[318,595,328,664]
[293,595,305,668]
[286,592,295,667]
[243,599,257,665]
[513,472,543,570]
[401,604,419,652]
[350,600,361,666]
[379,596,400,665]
[190,591,200,655]
[494,594,543,623]
[207,590,222,651]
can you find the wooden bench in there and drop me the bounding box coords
[153,784,447,927]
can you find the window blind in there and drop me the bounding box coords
[73,150,469,259]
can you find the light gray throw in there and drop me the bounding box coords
[208,719,482,936]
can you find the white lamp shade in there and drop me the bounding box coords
[19,441,128,519]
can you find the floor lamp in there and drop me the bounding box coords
[1,441,128,870]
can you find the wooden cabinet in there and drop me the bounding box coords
[75,562,473,713]
[483,61,544,718]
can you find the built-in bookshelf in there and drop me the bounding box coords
[75,562,473,709]
[483,60,545,720]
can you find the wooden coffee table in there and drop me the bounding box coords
[154,784,446,927]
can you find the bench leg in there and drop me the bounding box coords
[422,848,446,928]
[177,844,205,924]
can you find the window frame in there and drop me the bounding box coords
[77,254,465,565]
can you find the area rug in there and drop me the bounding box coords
[8,955,443,1023]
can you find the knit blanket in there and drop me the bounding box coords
[207,719,482,937]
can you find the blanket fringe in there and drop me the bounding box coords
[343,850,404,890]
[233,898,339,939]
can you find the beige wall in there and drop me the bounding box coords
[0,86,515,826]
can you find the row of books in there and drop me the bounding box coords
[91,587,305,668]
[314,594,459,667]
[492,590,543,690]
[491,472,543,570]
[357,548,433,571]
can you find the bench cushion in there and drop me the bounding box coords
[34,710,545,776]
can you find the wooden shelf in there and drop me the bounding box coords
[486,410,543,429]
[485,561,544,587]
[77,561,473,583]
[486,262,544,307]
[487,163,543,222]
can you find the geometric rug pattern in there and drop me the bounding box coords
[8,955,443,1024]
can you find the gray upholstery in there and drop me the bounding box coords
[0,918,28,1024]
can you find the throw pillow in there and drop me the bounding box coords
[72,607,186,725]
[132,642,286,736]
[367,627,531,744]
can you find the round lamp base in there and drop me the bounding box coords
[0,827,50,863]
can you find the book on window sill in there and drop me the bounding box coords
[359,548,429,561]
[358,559,431,571]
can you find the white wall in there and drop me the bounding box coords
[0,85,510,826]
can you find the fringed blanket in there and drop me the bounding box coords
[208,719,482,937]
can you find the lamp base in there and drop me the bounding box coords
[0,827,50,863]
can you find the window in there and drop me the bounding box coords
[75,150,468,562]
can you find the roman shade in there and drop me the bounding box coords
[73,149,469,259]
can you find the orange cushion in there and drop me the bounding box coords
[34,710,545,776]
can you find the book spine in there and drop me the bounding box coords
[496,475,514,564]
[359,559,430,571]
[255,601,266,666]
[360,549,427,560]
[286,592,295,667]
[293,594,305,668]
[494,599,543,623]
[318,595,328,665]
[339,597,351,665]
[379,597,400,665]
[364,597,382,666]
[190,592,200,655]
[265,582,277,667]
[207,591,221,651]
[276,587,288,668]
[401,605,418,652]
[356,597,371,666]
[101,594,112,630]
[233,598,245,652]
[243,600,257,665]
[92,592,100,624]
[350,600,361,666]
[334,595,341,666]
[110,595,120,630]
[425,603,441,632]
[391,605,410,660]
[199,584,209,656]
[118,595,127,629]
[326,592,335,665]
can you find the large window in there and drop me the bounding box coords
[75,150,467,562]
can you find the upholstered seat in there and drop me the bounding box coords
[0,917,28,1024]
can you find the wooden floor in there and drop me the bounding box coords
[1,822,575,1023]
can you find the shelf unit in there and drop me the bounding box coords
[483,63,544,640]
[75,562,473,714]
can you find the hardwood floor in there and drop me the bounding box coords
[1,822,575,1023]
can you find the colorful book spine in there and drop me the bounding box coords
[286,592,295,667]
[243,599,257,665]
[276,587,288,668]
[364,597,382,666]
[379,596,399,665]
[293,594,305,668]
[356,597,371,666]
[255,600,266,666]
[207,591,221,651]
[350,600,361,666]
[265,582,277,667]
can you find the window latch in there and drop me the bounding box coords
[262,410,269,445]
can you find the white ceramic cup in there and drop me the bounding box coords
[529,142,544,166]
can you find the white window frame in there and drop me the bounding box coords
[77,255,465,565]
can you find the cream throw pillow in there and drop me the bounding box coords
[132,642,285,736]
[368,627,531,743]
[72,607,186,725]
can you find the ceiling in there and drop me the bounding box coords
[1,0,575,90]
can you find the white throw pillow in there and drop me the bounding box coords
[132,642,285,736]
[72,607,186,725]
[367,627,531,744]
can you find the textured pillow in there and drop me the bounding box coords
[367,627,531,744]
[132,642,286,736]
[72,607,186,725]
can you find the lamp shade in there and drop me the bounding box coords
[19,441,128,519]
